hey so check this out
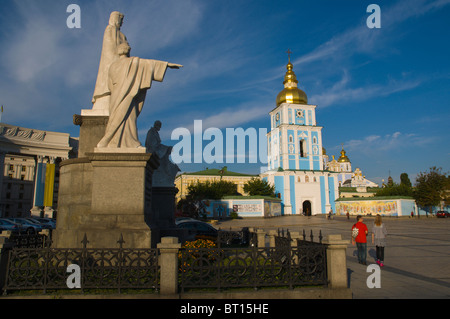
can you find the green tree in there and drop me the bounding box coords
[413,167,449,216]
[400,173,412,188]
[375,173,413,197]
[243,178,276,197]
[187,180,238,200]
[178,180,239,219]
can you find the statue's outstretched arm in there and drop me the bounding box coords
[168,63,183,69]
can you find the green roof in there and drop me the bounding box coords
[182,168,258,177]
[223,195,281,201]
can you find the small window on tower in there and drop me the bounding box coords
[300,139,306,158]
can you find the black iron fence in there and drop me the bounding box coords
[217,227,256,248]
[1,229,327,295]
[1,234,159,295]
[4,232,50,248]
[178,243,327,292]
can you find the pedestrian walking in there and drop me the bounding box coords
[372,214,387,266]
[352,215,368,265]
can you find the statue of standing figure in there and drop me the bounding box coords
[146,120,180,186]
[92,11,128,113]
[92,12,182,150]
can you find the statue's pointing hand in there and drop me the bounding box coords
[168,63,183,69]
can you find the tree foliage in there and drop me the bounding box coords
[413,166,449,215]
[243,178,276,197]
[400,173,412,188]
[177,180,239,219]
[375,172,413,197]
[186,180,238,200]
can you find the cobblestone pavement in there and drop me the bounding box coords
[217,215,450,299]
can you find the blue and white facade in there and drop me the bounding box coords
[261,60,339,216]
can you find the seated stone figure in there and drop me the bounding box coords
[145,120,180,187]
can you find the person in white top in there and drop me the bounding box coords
[371,214,388,266]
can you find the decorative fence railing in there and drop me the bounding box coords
[1,228,334,295]
[4,232,50,248]
[1,235,159,295]
[178,244,327,293]
[216,227,256,248]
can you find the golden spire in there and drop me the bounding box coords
[276,50,308,106]
[338,144,350,163]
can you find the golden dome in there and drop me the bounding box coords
[276,61,308,106]
[338,148,350,163]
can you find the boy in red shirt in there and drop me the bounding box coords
[352,215,369,265]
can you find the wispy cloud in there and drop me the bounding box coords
[342,131,434,156]
[309,70,422,107]
[294,0,450,67]
[289,0,450,108]
[154,102,270,141]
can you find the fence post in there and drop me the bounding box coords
[256,229,266,248]
[0,232,14,295]
[290,231,300,247]
[323,234,350,289]
[267,230,277,247]
[157,237,181,295]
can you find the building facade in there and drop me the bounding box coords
[324,146,378,188]
[261,58,339,216]
[0,123,76,218]
[174,167,257,203]
[201,196,282,219]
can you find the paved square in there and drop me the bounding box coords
[219,215,450,299]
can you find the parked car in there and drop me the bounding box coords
[436,211,450,218]
[5,218,50,234]
[175,217,197,225]
[175,219,219,242]
[26,217,56,229]
[0,219,22,233]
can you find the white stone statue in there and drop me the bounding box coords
[91,11,128,113]
[96,43,182,149]
[145,120,180,187]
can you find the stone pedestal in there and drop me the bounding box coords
[53,112,185,248]
[150,186,184,240]
[52,151,160,249]
[150,187,177,228]
[157,237,181,295]
[323,234,350,289]
[73,114,108,158]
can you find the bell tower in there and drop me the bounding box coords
[262,52,338,216]
[267,55,324,172]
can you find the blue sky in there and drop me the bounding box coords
[0,0,449,185]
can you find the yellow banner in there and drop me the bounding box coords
[43,163,55,207]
